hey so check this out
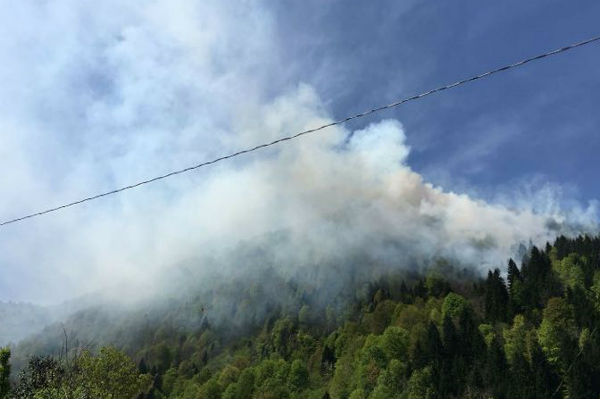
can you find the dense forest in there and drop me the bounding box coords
[1,234,600,398]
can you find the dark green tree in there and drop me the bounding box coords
[288,359,308,392]
[12,356,63,399]
[529,338,559,398]
[458,307,485,366]
[507,258,521,292]
[484,268,509,322]
[439,315,459,397]
[0,348,10,399]
[484,337,507,399]
[507,352,534,399]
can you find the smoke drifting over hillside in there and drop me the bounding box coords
[0,0,597,307]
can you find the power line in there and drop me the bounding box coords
[1,34,600,227]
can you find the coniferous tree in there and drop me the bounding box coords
[439,315,459,397]
[484,337,507,398]
[508,352,534,399]
[484,269,509,322]
[529,338,559,398]
[564,329,600,399]
[413,279,427,299]
[0,348,9,399]
[399,281,410,303]
[507,258,520,292]
[425,322,443,365]
[7,234,600,399]
[458,307,484,366]
[138,358,148,374]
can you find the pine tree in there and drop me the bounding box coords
[485,337,507,399]
[439,315,459,397]
[507,258,520,293]
[425,322,443,369]
[0,348,10,399]
[138,358,148,374]
[484,269,509,322]
[458,307,485,366]
[507,258,524,316]
[529,339,558,398]
[507,352,534,399]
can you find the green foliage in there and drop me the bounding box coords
[161,367,177,396]
[288,359,308,392]
[222,382,239,399]
[369,358,406,398]
[271,317,295,356]
[329,354,355,399]
[12,347,150,399]
[74,346,151,399]
[484,268,509,322]
[380,326,409,360]
[425,272,450,297]
[348,388,366,399]
[405,367,436,399]
[12,356,63,399]
[538,297,576,366]
[0,348,10,399]
[197,377,222,399]
[478,323,494,347]
[237,367,255,399]
[6,235,600,398]
[217,365,239,387]
[503,314,530,363]
[363,300,396,334]
[591,271,600,312]
[298,305,312,326]
[554,253,586,289]
[441,292,468,320]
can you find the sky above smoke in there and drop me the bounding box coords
[0,1,598,304]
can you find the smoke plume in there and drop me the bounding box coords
[0,0,597,308]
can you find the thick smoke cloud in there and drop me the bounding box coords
[0,1,596,305]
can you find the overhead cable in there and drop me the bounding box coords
[1,34,599,227]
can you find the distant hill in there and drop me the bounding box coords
[0,302,52,345]
[0,292,102,347]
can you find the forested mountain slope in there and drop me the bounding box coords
[0,303,51,346]
[2,235,600,398]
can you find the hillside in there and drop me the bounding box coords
[0,303,52,346]
[0,291,114,349]
[1,234,600,398]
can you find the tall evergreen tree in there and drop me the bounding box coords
[484,337,507,399]
[0,348,10,399]
[425,322,443,368]
[507,352,534,399]
[507,258,520,292]
[484,269,509,322]
[458,307,485,366]
[529,338,559,398]
[437,316,459,397]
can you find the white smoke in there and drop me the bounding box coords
[0,1,596,305]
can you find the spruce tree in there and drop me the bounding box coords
[529,339,558,398]
[484,269,509,322]
[507,258,520,293]
[0,348,9,399]
[439,315,460,397]
[485,337,507,399]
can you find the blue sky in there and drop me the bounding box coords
[271,0,600,204]
[0,1,598,304]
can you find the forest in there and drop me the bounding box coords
[1,234,599,398]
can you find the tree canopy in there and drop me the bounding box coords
[4,234,600,398]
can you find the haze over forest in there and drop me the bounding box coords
[0,1,599,399]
